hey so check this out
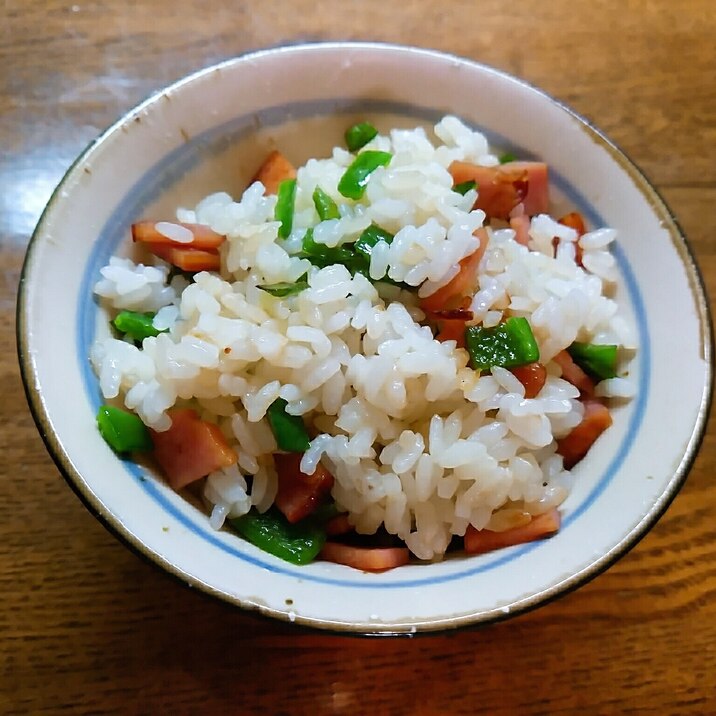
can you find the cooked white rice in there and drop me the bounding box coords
[91,116,636,561]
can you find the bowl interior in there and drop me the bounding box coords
[19,43,712,633]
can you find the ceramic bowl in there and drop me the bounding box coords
[18,43,712,634]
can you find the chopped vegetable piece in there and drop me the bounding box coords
[499,152,517,164]
[312,186,340,220]
[465,317,540,372]
[297,226,409,285]
[464,508,561,554]
[266,398,311,452]
[372,275,413,290]
[298,228,360,269]
[258,276,309,297]
[150,408,237,490]
[449,161,549,218]
[557,400,613,469]
[229,508,326,565]
[97,405,153,454]
[274,178,297,239]
[453,179,476,195]
[354,223,394,262]
[510,362,547,398]
[254,150,297,195]
[337,150,392,200]
[324,513,353,536]
[420,228,489,313]
[553,350,595,398]
[274,453,335,523]
[145,243,221,272]
[567,342,618,381]
[131,221,226,249]
[113,310,164,341]
[345,121,378,152]
[319,543,410,571]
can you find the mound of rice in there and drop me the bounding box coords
[91,116,636,561]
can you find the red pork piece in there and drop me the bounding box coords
[143,243,221,272]
[320,543,410,572]
[449,161,549,219]
[274,453,335,524]
[150,408,237,490]
[510,362,548,399]
[465,508,561,555]
[132,221,226,249]
[557,400,613,469]
[253,150,297,195]
[420,228,489,314]
[553,350,596,398]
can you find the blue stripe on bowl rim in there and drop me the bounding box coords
[77,98,650,589]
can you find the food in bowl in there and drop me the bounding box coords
[90,115,636,570]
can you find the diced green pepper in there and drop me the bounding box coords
[345,121,379,152]
[373,275,412,290]
[567,342,618,381]
[453,180,477,195]
[296,227,412,290]
[337,150,392,200]
[97,405,153,453]
[312,186,340,221]
[258,275,309,297]
[499,152,517,164]
[291,224,412,295]
[229,508,326,565]
[298,228,360,270]
[465,317,540,372]
[112,310,165,341]
[354,223,394,263]
[266,398,311,452]
[274,178,297,239]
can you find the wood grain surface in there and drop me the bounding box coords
[2,1,715,714]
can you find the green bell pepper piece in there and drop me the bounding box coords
[275,178,297,239]
[453,180,477,196]
[465,317,540,372]
[266,398,311,452]
[112,310,164,341]
[229,508,326,565]
[258,275,309,297]
[337,150,392,200]
[296,227,411,290]
[567,342,618,381]
[312,186,341,221]
[97,405,153,453]
[298,228,360,270]
[345,121,378,152]
[354,223,394,263]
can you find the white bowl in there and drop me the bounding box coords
[18,43,713,634]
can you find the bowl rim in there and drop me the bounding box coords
[17,41,714,635]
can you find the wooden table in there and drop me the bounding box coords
[3,1,715,713]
